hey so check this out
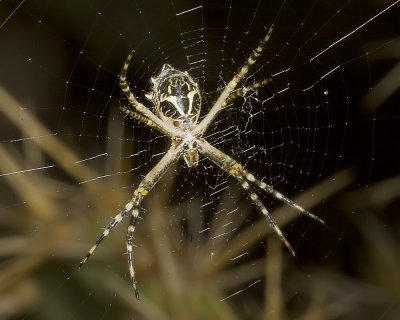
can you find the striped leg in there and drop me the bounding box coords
[224,79,270,106]
[234,173,295,256]
[126,209,140,299]
[195,24,274,135]
[243,171,325,224]
[79,144,181,298]
[119,51,177,137]
[120,105,172,137]
[79,201,135,268]
[199,138,295,255]
[123,144,180,298]
[199,138,323,255]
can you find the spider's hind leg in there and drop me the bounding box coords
[243,171,325,224]
[79,201,134,268]
[199,139,322,256]
[230,165,296,256]
[126,209,140,299]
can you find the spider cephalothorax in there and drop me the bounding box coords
[81,24,324,300]
[149,64,201,129]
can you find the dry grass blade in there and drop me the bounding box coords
[0,86,103,198]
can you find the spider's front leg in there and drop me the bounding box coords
[195,24,274,135]
[79,143,182,299]
[198,138,323,255]
[120,105,173,137]
[119,51,178,138]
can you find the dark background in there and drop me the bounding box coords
[0,0,399,319]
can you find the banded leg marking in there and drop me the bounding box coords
[199,138,322,256]
[243,171,324,224]
[119,51,139,108]
[120,105,171,137]
[79,144,179,296]
[119,51,177,137]
[229,24,274,88]
[79,201,134,268]
[234,171,295,256]
[200,140,295,255]
[195,24,274,135]
[224,79,271,107]
[127,208,140,299]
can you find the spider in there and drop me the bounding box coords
[79,24,324,299]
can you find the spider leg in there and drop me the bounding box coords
[235,172,295,255]
[126,211,139,299]
[198,138,324,254]
[198,138,295,255]
[242,171,325,224]
[119,51,178,138]
[195,24,274,135]
[79,143,182,299]
[78,202,133,268]
[120,105,172,136]
[199,138,323,221]
[224,78,271,107]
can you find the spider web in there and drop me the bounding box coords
[1,0,400,319]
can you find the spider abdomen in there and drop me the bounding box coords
[152,64,201,128]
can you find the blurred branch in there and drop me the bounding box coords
[339,174,400,210]
[0,143,55,219]
[264,237,285,320]
[361,39,400,113]
[361,62,400,113]
[0,85,103,198]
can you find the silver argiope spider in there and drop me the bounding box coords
[79,24,324,299]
